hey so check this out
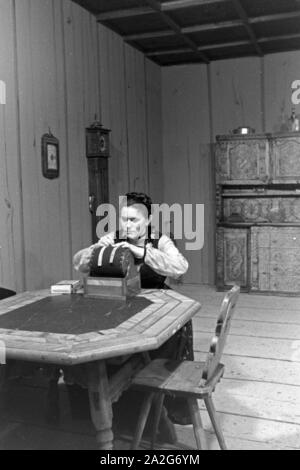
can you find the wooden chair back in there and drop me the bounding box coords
[200,285,240,386]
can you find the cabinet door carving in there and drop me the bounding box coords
[271,137,300,183]
[223,197,300,223]
[216,228,249,289]
[216,138,269,185]
[251,227,300,293]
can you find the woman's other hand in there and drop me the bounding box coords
[98,233,115,247]
[73,246,94,273]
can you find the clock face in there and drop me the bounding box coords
[99,135,107,153]
[87,131,109,157]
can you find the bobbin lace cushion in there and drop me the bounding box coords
[89,246,134,278]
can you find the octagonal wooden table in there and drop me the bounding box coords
[0,289,201,449]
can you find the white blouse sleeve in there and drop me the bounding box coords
[144,235,189,279]
[73,232,115,272]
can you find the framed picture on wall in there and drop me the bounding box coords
[41,133,60,179]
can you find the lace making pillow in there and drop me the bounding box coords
[89,246,135,278]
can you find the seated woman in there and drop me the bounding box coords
[73,192,194,428]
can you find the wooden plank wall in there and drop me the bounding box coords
[162,66,214,285]
[0,0,24,293]
[162,52,300,285]
[264,51,300,133]
[0,0,163,292]
[98,27,163,207]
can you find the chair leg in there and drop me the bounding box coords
[187,398,207,450]
[204,396,227,450]
[131,392,155,450]
[151,394,165,449]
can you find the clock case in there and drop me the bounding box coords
[86,121,111,158]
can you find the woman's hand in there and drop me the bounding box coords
[113,242,145,259]
[73,246,95,273]
[99,233,115,247]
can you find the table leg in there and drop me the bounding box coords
[45,368,61,425]
[87,361,114,450]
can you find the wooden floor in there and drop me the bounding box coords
[0,285,299,450]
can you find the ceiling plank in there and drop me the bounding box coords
[143,0,210,63]
[231,0,263,56]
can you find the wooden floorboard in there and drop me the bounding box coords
[0,285,299,450]
[178,284,300,450]
[193,317,300,339]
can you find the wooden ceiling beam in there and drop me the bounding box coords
[96,7,153,21]
[259,32,300,43]
[124,10,300,42]
[96,0,225,21]
[231,0,263,56]
[249,10,300,24]
[143,0,210,63]
[146,39,250,56]
[146,32,300,58]
[125,19,243,41]
[162,0,227,10]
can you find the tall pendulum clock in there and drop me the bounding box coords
[86,120,111,244]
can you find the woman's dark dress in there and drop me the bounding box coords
[68,232,194,434]
[111,232,194,429]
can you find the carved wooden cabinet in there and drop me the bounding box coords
[216,132,300,295]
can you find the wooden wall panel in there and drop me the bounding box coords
[264,51,300,133]
[210,57,263,137]
[98,27,163,209]
[125,45,149,194]
[15,0,71,289]
[0,0,24,292]
[162,65,215,285]
[145,59,163,204]
[62,0,95,271]
[0,1,163,291]
[98,26,129,208]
